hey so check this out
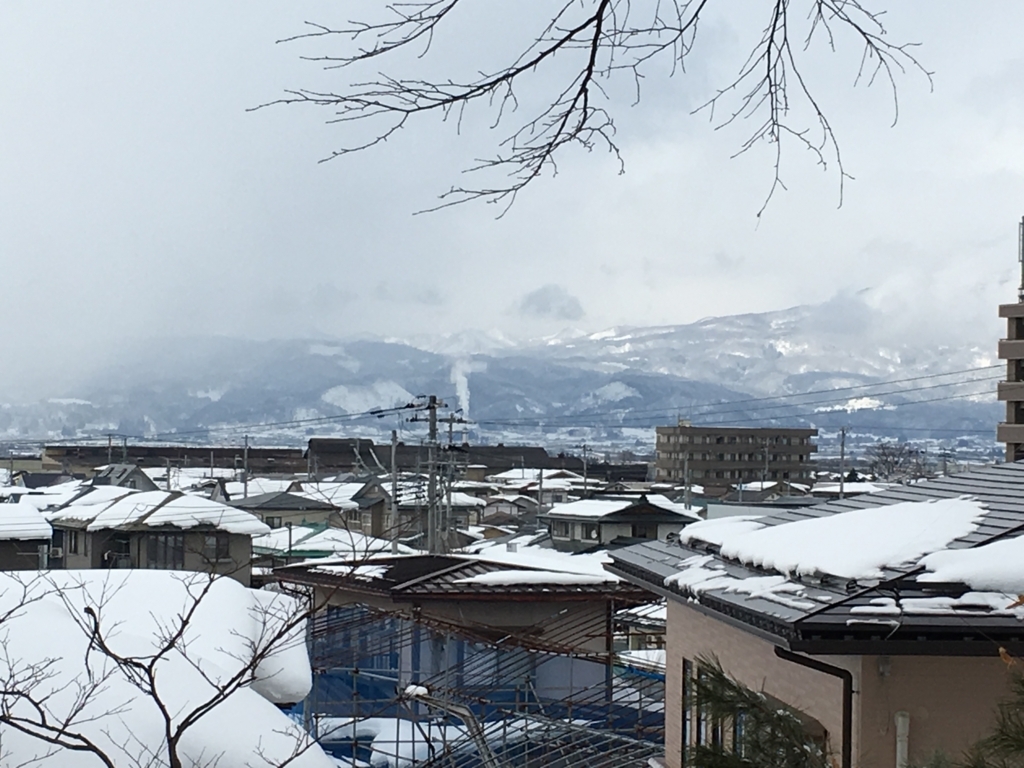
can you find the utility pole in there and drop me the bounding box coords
[426,410,471,551]
[683,452,692,510]
[537,468,544,515]
[406,397,444,553]
[165,458,172,492]
[839,427,847,500]
[428,397,438,552]
[579,443,589,494]
[107,434,113,465]
[391,429,399,554]
[243,435,250,499]
[761,438,770,489]
[121,436,127,463]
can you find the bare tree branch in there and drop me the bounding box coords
[254,0,931,215]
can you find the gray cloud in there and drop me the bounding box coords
[514,285,585,321]
[0,3,1023,397]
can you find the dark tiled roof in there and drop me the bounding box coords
[277,553,649,600]
[745,462,1024,548]
[609,461,1024,654]
[228,491,337,511]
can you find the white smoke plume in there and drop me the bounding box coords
[449,359,487,417]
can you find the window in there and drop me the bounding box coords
[581,523,599,541]
[147,534,184,569]
[66,529,79,555]
[682,659,693,766]
[265,515,283,529]
[696,667,708,746]
[203,533,230,562]
[733,711,746,757]
[631,523,657,539]
[550,521,571,538]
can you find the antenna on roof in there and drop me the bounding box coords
[1019,215,1024,303]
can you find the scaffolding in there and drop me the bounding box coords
[303,600,665,767]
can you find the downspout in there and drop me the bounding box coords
[774,647,853,768]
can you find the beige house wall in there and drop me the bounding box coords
[666,600,1014,768]
[856,654,1011,768]
[665,600,857,768]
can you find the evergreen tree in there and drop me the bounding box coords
[688,656,830,768]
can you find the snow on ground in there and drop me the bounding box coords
[618,649,667,670]
[320,381,415,414]
[318,715,544,767]
[717,497,985,580]
[0,570,331,767]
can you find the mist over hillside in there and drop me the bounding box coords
[0,300,1001,458]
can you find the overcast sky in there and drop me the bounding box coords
[3,2,1024,393]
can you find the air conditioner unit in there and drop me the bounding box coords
[49,547,63,559]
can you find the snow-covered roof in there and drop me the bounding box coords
[142,466,237,492]
[678,515,766,547]
[294,481,366,509]
[454,570,610,587]
[465,533,618,582]
[0,570,331,767]
[485,494,539,507]
[810,481,890,496]
[0,500,52,540]
[680,497,984,583]
[55,490,270,535]
[543,494,700,521]
[297,527,414,556]
[612,463,1024,644]
[252,525,319,552]
[141,494,270,535]
[81,489,167,528]
[252,525,415,556]
[223,477,297,498]
[10,480,89,510]
[487,468,584,483]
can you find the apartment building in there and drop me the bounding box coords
[654,423,817,487]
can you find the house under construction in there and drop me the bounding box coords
[277,552,665,767]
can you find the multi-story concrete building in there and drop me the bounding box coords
[998,299,1024,461]
[654,422,817,487]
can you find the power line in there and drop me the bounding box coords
[474,375,1001,429]
[481,364,1004,426]
[0,402,429,448]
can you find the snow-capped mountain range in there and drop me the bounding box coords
[0,301,1002,454]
